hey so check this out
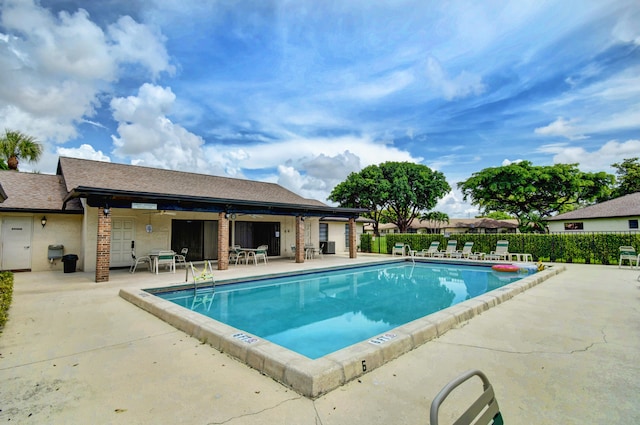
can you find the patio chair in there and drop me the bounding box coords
[391,242,406,256]
[618,246,639,268]
[485,240,509,261]
[252,245,268,265]
[229,245,246,265]
[129,250,152,273]
[155,250,176,273]
[416,241,440,257]
[433,240,458,258]
[430,369,504,425]
[451,241,475,259]
[174,247,188,269]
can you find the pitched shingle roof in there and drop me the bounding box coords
[56,157,366,217]
[546,192,640,221]
[58,157,324,206]
[0,171,82,212]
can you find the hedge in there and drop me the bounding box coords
[360,232,640,265]
[0,271,14,329]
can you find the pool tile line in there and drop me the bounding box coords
[118,264,565,398]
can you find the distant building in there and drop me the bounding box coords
[545,192,640,232]
[364,218,518,235]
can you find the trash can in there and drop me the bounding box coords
[62,254,79,273]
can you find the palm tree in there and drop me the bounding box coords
[0,129,43,171]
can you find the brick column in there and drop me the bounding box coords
[95,207,111,282]
[349,217,357,259]
[217,212,229,270]
[295,216,305,263]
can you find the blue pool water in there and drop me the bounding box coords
[153,262,527,359]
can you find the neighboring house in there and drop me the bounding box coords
[365,218,518,235]
[545,192,640,232]
[0,157,367,281]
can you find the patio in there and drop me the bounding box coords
[1,256,639,424]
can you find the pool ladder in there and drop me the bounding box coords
[190,261,216,311]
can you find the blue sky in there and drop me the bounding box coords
[1,0,639,217]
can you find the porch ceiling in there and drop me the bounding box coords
[65,186,368,218]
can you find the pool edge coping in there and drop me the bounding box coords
[118,263,566,398]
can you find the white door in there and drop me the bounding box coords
[110,218,135,267]
[1,217,33,270]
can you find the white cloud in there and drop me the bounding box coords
[425,57,485,101]
[0,0,173,155]
[110,83,208,171]
[107,16,175,79]
[57,144,111,162]
[502,158,524,166]
[534,117,588,140]
[538,139,640,171]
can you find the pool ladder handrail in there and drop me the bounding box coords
[429,369,504,425]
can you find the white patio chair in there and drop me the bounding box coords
[174,247,188,269]
[155,250,176,273]
[129,250,152,273]
[253,245,268,265]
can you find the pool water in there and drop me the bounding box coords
[154,262,526,359]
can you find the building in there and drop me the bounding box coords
[365,218,518,235]
[0,157,367,281]
[545,192,640,232]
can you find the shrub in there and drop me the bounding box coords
[360,232,640,264]
[0,271,14,329]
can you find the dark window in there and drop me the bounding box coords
[345,224,350,248]
[564,222,584,230]
[319,223,328,241]
[629,219,639,229]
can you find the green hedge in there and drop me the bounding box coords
[360,232,640,264]
[0,271,14,329]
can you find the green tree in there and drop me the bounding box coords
[478,211,514,220]
[421,211,450,234]
[458,161,614,232]
[329,161,450,234]
[328,164,390,235]
[0,129,43,171]
[611,157,640,197]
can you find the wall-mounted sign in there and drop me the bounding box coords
[132,203,157,210]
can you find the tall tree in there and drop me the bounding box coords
[611,157,640,197]
[0,129,43,171]
[329,161,450,234]
[328,164,390,235]
[458,161,614,232]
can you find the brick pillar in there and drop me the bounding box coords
[217,212,229,270]
[295,216,305,263]
[95,207,111,283]
[349,217,357,259]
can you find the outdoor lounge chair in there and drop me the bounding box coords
[433,240,458,258]
[416,241,440,257]
[392,242,406,256]
[430,369,504,425]
[485,240,509,261]
[129,250,152,273]
[451,241,475,259]
[618,246,639,268]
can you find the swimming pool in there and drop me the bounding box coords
[120,259,563,398]
[154,262,524,359]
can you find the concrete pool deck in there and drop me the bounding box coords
[1,255,639,424]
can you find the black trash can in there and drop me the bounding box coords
[62,254,78,273]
